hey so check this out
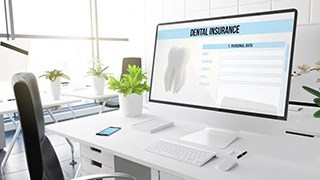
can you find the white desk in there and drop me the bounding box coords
[62,89,118,114]
[0,97,80,114]
[0,97,81,174]
[46,111,320,180]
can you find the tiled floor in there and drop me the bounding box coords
[0,129,81,180]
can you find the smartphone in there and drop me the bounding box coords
[96,126,121,136]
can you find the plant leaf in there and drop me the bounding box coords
[313,109,320,118]
[314,98,320,106]
[107,65,150,96]
[302,86,320,98]
[102,74,108,80]
[100,66,109,74]
[39,69,70,82]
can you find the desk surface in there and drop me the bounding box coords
[46,111,320,180]
[0,97,81,114]
[62,89,117,100]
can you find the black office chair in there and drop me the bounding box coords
[12,72,136,180]
[121,57,141,76]
[104,57,141,108]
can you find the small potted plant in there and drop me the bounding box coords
[87,58,109,95]
[108,65,150,117]
[39,69,70,100]
[293,60,320,117]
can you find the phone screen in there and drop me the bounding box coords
[96,127,121,136]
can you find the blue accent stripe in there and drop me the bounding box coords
[203,44,228,49]
[202,42,286,49]
[158,19,294,40]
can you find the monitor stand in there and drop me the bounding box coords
[180,127,238,149]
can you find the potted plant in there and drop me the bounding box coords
[293,60,320,117]
[39,69,70,100]
[87,58,109,95]
[108,65,150,117]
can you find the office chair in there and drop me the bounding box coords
[12,72,136,180]
[121,57,141,76]
[104,57,141,108]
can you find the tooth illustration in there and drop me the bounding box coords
[164,46,190,94]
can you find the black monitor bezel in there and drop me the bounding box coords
[149,9,298,121]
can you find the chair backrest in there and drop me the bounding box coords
[12,72,64,180]
[121,57,141,76]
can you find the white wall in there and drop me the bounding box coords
[144,0,320,104]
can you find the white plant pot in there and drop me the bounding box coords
[118,93,143,117]
[50,77,61,100]
[93,76,105,95]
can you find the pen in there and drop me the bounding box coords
[237,151,247,159]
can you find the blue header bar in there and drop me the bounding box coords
[203,42,286,50]
[158,19,294,40]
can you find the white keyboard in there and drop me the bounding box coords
[145,139,216,167]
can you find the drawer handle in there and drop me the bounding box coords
[90,147,102,153]
[91,160,102,168]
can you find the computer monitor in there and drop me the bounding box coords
[149,9,297,148]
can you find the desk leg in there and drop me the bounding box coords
[74,163,81,178]
[67,104,76,119]
[1,123,21,175]
[8,113,21,140]
[8,114,17,128]
[46,109,77,166]
[99,100,107,114]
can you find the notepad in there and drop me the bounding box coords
[131,118,174,133]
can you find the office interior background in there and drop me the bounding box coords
[0,0,320,179]
[1,0,320,103]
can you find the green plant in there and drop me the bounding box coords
[294,60,320,117]
[108,65,150,97]
[87,58,109,80]
[39,69,70,82]
[302,86,320,117]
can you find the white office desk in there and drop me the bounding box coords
[46,111,320,180]
[0,97,80,114]
[62,89,118,114]
[0,97,81,174]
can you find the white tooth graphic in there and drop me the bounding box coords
[164,46,190,94]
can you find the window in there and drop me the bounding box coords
[99,41,129,77]
[1,0,130,87]
[97,0,129,38]
[13,0,91,37]
[27,39,92,87]
[0,0,7,36]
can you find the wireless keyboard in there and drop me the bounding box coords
[145,139,216,167]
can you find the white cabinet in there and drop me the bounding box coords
[151,169,184,180]
[80,144,183,180]
[80,144,153,180]
[80,144,115,175]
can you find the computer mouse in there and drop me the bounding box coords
[218,159,238,171]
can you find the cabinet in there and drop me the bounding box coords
[80,144,115,175]
[80,144,153,180]
[151,169,183,180]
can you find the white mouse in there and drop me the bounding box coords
[218,159,238,171]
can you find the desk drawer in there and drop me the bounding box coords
[81,156,114,174]
[80,144,114,167]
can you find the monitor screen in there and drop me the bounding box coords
[149,9,297,120]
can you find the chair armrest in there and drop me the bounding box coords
[72,172,136,180]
